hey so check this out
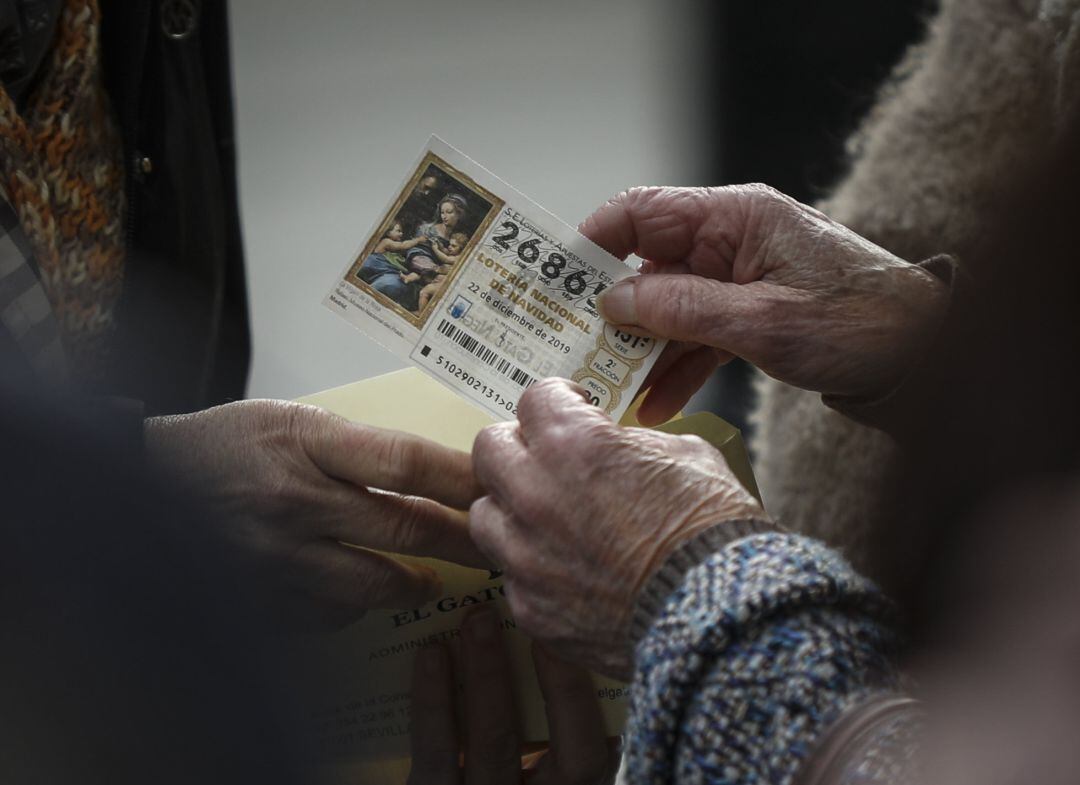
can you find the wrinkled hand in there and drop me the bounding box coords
[145,400,487,626]
[580,185,949,424]
[470,379,765,680]
[409,607,618,785]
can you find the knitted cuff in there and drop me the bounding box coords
[629,517,781,646]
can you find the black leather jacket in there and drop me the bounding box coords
[101,0,250,413]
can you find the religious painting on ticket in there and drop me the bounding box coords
[346,154,501,328]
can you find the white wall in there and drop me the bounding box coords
[230,0,708,399]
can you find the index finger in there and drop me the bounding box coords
[515,378,612,446]
[305,418,482,510]
[329,488,490,568]
[472,422,533,503]
[577,186,710,266]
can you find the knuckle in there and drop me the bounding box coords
[389,496,427,549]
[625,184,683,211]
[468,494,493,521]
[543,411,612,454]
[741,182,784,203]
[279,400,322,442]
[518,382,544,413]
[537,421,573,451]
[738,183,798,225]
[473,424,498,455]
[472,423,508,465]
[609,185,648,209]
[376,433,421,489]
[274,402,341,467]
[468,496,501,540]
[522,376,564,408]
[468,498,513,565]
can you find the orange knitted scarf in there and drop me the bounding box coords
[0,0,125,384]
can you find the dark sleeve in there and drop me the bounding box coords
[70,395,147,456]
[0,379,304,784]
[820,254,961,435]
[624,532,919,785]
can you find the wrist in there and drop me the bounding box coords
[823,254,956,430]
[897,260,950,352]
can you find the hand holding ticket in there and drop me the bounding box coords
[324,137,665,421]
[308,140,761,783]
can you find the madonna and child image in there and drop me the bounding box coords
[349,155,498,325]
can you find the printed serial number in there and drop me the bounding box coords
[435,356,519,415]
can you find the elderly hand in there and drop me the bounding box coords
[145,400,487,627]
[580,185,949,424]
[470,379,767,680]
[408,607,618,785]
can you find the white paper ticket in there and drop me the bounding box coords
[324,137,664,421]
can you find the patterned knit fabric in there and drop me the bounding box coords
[626,533,914,785]
[0,0,124,383]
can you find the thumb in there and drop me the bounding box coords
[597,274,767,351]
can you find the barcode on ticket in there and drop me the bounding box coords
[436,319,537,389]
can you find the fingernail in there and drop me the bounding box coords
[597,281,637,324]
[466,608,498,642]
[419,645,445,677]
[635,398,665,427]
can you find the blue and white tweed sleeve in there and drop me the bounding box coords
[624,532,905,785]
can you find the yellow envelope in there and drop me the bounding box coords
[295,368,757,783]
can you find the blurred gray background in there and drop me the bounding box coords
[230,0,710,400]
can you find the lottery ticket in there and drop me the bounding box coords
[324,137,664,421]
